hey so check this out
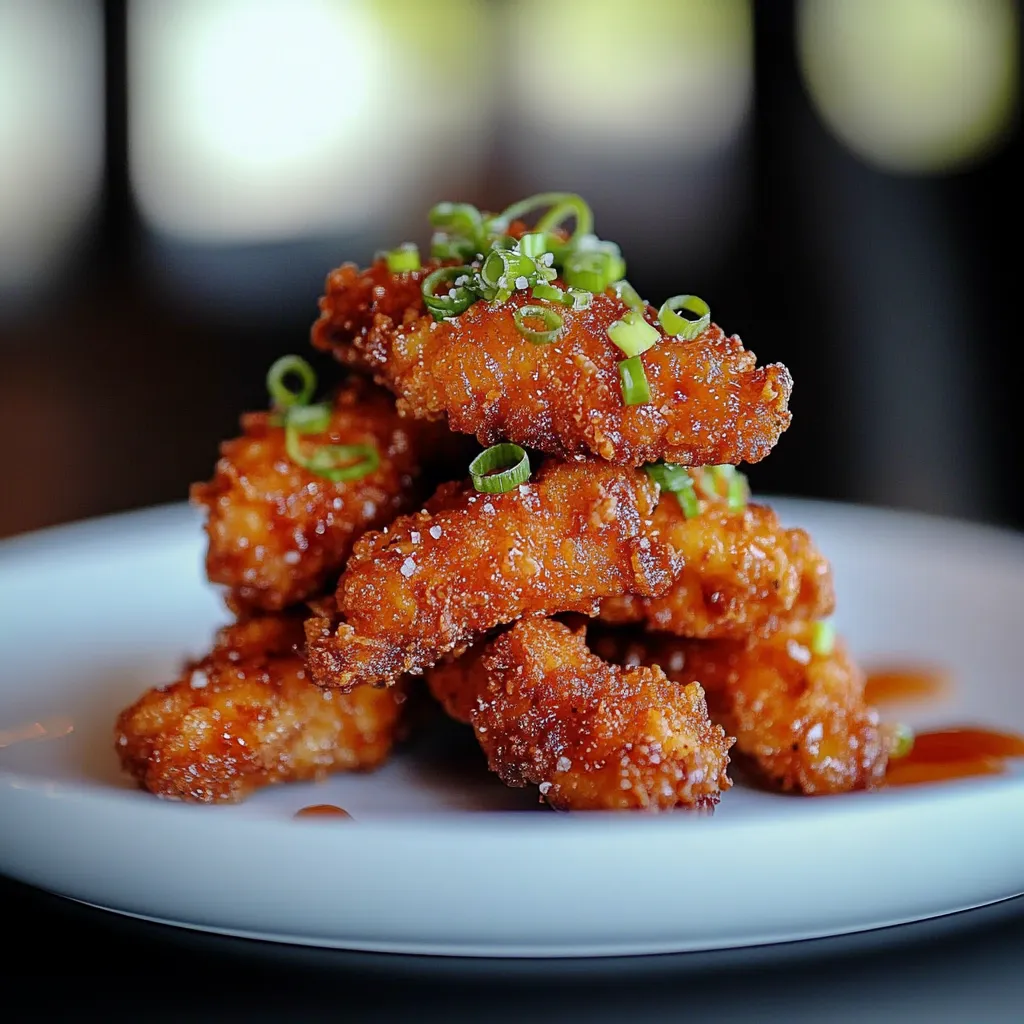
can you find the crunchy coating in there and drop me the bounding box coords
[191,377,464,613]
[306,459,677,690]
[312,259,792,467]
[115,613,406,803]
[598,493,835,639]
[591,622,888,794]
[471,618,732,811]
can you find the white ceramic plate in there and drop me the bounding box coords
[1,500,1022,957]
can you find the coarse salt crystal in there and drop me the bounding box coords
[189,670,209,689]
[410,531,420,543]
[400,557,416,578]
[515,275,529,289]
[787,639,812,665]
[556,756,572,772]
[118,734,127,746]
[483,502,495,514]
[429,525,443,539]
[539,782,552,795]
[283,551,300,564]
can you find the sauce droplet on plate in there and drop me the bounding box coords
[886,726,1024,787]
[865,666,949,705]
[294,804,351,819]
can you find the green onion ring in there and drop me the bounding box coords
[613,280,644,310]
[469,443,531,493]
[566,288,593,310]
[422,265,477,321]
[673,475,701,518]
[809,620,836,657]
[514,304,564,345]
[430,233,480,262]
[659,295,711,340]
[267,355,317,411]
[487,192,594,242]
[385,244,421,273]
[607,310,660,358]
[531,283,566,304]
[644,461,692,493]
[429,201,484,239]
[618,355,652,406]
[285,402,332,434]
[285,426,380,482]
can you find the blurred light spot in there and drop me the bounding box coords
[797,0,1018,173]
[509,0,753,157]
[0,0,103,296]
[129,0,493,244]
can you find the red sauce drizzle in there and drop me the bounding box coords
[864,666,949,705]
[294,804,352,819]
[886,727,1024,787]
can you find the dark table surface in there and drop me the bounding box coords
[4,873,1022,1021]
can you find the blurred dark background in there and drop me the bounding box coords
[1,0,1020,540]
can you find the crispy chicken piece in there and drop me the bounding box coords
[423,643,490,725]
[312,259,792,467]
[468,618,732,811]
[591,622,888,794]
[306,459,677,691]
[598,493,835,640]
[191,377,465,613]
[115,612,406,803]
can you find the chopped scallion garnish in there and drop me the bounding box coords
[643,462,701,518]
[658,295,711,340]
[514,304,565,345]
[617,355,651,406]
[532,283,566,304]
[266,355,317,411]
[385,244,420,274]
[285,428,380,482]
[607,310,660,358]
[422,265,477,321]
[809,620,836,657]
[469,443,531,493]
[564,244,626,294]
[890,724,915,759]
[612,280,644,310]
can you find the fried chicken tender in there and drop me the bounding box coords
[312,259,792,467]
[191,377,464,613]
[591,622,888,794]
[306,459,677,691]
[115,613,406,803]
[467,618,732,811]
[598,492,835,639]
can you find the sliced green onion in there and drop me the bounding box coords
[644,461,692,493]
[385,244,420,273]
[618,355,651,406]
[726,471,749,511]
[607,310,660,358]
[672,475,701,518]
[613,280,644,310]
[518,232,552,259]
[422,265,477,321]
[513,304,564,345]
[430,233,479,262]
[469,443,531,493]
[564,246,626,294]
[285,402,332,434]
[532,283,566,304]
[284,417,379,481]
[809,620,836,657]
[488,192,594,242]
[566,288,593,310]
[480,247,536,302]
[890,724,915,759]
[267,355,317,411]
[429,202,484,239]
[659,294,711,340]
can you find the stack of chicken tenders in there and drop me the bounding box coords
[117,193,896,809]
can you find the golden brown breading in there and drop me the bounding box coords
[306,459,677,691]
[115,613,406,803]
[423,643,490,725]
[470,618,732,811]
[591,622,888,794]
[191,377,464,613]
[312,259,792,467]
[598,494,835,639]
